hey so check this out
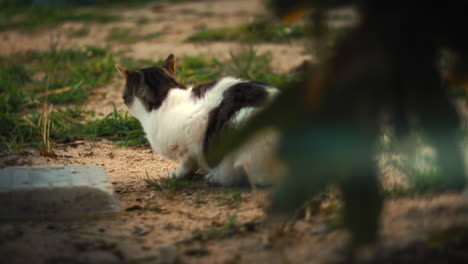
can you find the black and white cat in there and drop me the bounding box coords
[115,54,281,186]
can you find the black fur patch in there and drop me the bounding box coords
[122,71,142,106]
[191,81,218,99]
[203,81,270,155]
[124,66,186,112]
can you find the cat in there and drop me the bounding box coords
[115,54,281,186]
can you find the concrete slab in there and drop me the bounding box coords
[0,164,121,220]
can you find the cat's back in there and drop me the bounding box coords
[190,77,278,153]
[190,77,278,109]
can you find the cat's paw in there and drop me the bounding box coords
[205,171,233,186]
[168,169,193,180]
[205,172,217,185]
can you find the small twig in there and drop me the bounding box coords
[40,86,73,97]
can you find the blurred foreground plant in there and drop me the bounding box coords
[207,0,468,254]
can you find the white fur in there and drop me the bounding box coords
[128,77,281,186]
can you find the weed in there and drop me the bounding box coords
[39,102,54,156]
[38,77,53,156]
[106,27,164,43]
[0,105,90,152]
[36,107,88,142]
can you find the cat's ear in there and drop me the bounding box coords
[162,54,176,76]
[115,64,132,78]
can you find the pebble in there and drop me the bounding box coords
[133,225,152,236]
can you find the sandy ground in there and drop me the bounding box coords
[1,1,468,263]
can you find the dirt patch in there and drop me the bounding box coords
[1,1,468,263]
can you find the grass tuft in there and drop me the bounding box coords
[186,19,307,43]
[84,108,147,146]
[145,176,192,191]
[106,27,164,43]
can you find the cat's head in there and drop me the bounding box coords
[115,54,185,116]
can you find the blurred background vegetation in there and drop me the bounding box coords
[0,0,298,152]
[1,0,468,261]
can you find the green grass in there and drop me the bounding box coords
[83,108,147,146]
[0,103,147,151]
[186,20,307,43]
[145,176,196,191]
[0,46,146,151]
[106,27,164,43]
[130,48,295,88]
[175,48,296,87]
[8,46,119,105]
[0,46,295,152]
[0,105,91,152]
[0,6,118,32]
[95,0,195,9]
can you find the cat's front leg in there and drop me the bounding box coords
[168,158,198,179]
